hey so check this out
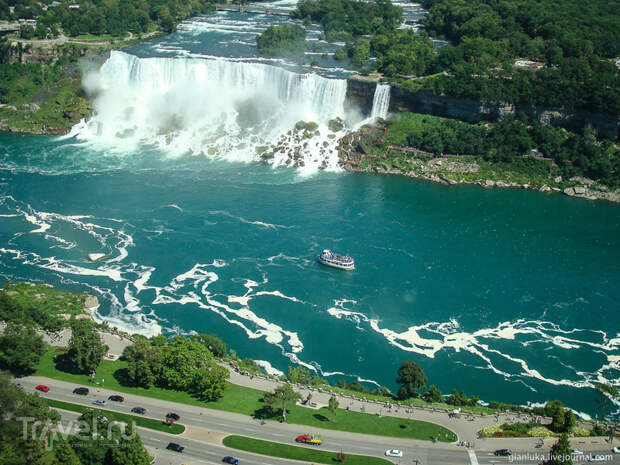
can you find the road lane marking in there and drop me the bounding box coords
[468,450,479,465]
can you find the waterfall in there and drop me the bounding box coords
[71,51,349,170]
[370,83,391,120]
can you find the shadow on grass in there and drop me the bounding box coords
[112,367,135,387]
[53,352,87,375]
[313,413,330,422]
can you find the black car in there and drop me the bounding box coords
[494,449,512,456]
[166,442,184,453]
[73,387,89,395]
[108,395,124,402]
[166,412,181,421]
[222,457,239,465]
[131,407,146,414]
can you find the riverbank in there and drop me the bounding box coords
[0,30,166,135]
[338,124,620,204]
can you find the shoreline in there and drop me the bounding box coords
[337,132,620,204]
[340,158,620,204]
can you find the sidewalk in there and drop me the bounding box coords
[219,362,530,444]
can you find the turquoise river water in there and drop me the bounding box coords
[1,2,619,418]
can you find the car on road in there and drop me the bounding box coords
[385,449,403,457]
[222,457,239,465]
[165,412,181,422]
[73,387,89,395]
[572,449,584,455]
[108,395,124,402]
[35,385,50,392]
[494,449,512,456]
[166,442,184,453]
[296,434,322,445]
[613,447,620,454]
[93,399,106,406]
[131,407,146,414]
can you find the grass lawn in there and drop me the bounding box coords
[44,398,185,434]
[223,435,394,465]
[34,348,456,441]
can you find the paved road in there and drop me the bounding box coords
[17,377,620,465]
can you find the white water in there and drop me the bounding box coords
[69,51,349,170]
[370,83,391,120]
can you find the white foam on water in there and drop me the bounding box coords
[326,299,620,392]
[208,210,291,229]
[254,360,284,377]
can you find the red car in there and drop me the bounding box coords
[35,385,50,392]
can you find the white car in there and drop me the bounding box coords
[385,449,403,457]
[613,447,620,454]
[572,449,584,455]
[93,399,106,406]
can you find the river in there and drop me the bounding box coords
[1,1,619,418]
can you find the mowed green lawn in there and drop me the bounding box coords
[223,435,395,465]
[35,347,456,441]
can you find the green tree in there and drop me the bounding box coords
[256,25,307,57]
[349,38,370,67]
[263,384,301,421]
[190,363,229,401]
[422,385,443,403]
[544,433,572,465]
[53,439,81,465]
[67,320,107,374]
[104,422,151,465]
[328,396,339,422]
[0,323,45,374]
[563,409,576,432]
[396,361,427,399]
[194,334,227,357]
[123,337,162,388]
[544,400,566,433]
[594,383,619,422]
[159,336,213,390]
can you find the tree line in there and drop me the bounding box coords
[0,0,216,38]
[382,112,620,186]
[291,0,620,117]
[256,24,307,57]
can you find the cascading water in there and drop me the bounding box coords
[370,83,391,121]
[70,51,349,171]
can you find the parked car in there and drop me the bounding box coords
[93,399,106,406]
[572,449,584,455]
[108,395,124,402]
[131,407,146,415]
[385,449,403,457]
[494,449,512,456]
[613,446,620,454]
[166,442,184,453]
[73,387,89,395]
[222,457,239,465]
[35,385,50,392]
[166,412,181,422]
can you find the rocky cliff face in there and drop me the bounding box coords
[346,77,620,140]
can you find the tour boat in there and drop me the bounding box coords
[317,249,355,270]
